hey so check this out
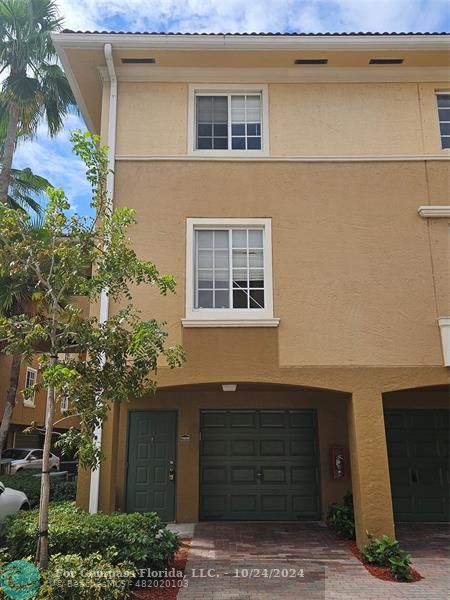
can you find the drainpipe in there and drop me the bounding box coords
[89,43,117,513]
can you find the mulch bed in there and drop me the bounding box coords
[131,539,191,599]
[347,540,423,583]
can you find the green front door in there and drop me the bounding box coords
[385,409,449,522]
[200,409,320,520]
[126,411,177,522]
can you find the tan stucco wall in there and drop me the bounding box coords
[114,81,449,156]
[112,160,448,368]
[116,82,187,156]
[270,83,423,156]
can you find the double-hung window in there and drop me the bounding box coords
[184,219,278,327]
[23,367,37,407]
[436,92,450,149]
[189,85,268,155]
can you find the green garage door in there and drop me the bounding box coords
[385,409,449,522]
[200,409,320,520]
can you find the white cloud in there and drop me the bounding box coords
[13,113,91,214]
[55,0,448,34]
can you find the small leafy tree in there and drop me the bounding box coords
[0,130,185,569]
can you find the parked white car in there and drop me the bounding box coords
[2,448,60,474]
[0,482,29,523]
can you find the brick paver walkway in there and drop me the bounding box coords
[178,522,449,599]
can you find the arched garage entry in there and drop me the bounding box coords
[121,382,350,523]
[383,385,449,523]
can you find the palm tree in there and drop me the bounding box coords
[0,0,75,203]
[6,166,49,214]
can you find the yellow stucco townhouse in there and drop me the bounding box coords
[52,30,449,548]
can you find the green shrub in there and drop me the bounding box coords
[389,554,413,582]
[326,492,355,539]
[39,551,136,599]
[362,533,413,582]
[5,502,180,570]
[0,472,76,508]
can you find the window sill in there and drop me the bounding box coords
[181,318,280,328]
[418,205,450,218]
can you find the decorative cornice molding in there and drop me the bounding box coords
[116,154,450,163]
[418,205,450,217]
[98,65,450,84]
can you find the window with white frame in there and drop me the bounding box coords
[437,93,450,149]
[184,219,278,326]
[190,85,268,155]
[23,367,37,407]
[60,393,69,413]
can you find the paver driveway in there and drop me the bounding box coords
[178,522,449,600]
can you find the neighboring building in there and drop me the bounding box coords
[0,293,87,450]
[0,354,78,449]
[53,31,449,547]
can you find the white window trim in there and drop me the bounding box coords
[435,90,450,151]
[438,317,450,366]
[183,218,279,328]
[187,84,270,157]
[23,367,37,407]
[60,394,69,413]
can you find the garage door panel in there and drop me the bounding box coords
[202,411,227,428]
[261,466,286,483]
[230,439,256,455]
[230,411,257,428]
[200,409,320,521]
[261,495,287,512]
[202,494,226,513]
[290,439,316,456]
[260,439,286,456]
[231,466,257,484]
[231,495,257,512]
[260,411,286,428]
[202,467,227,484]
[293,495,320,513]
[289,412,315,428]
[385,409,449,522]
[202,440,227,456]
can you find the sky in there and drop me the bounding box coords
[12,0,450,218]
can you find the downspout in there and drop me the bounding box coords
[89,43,117,513]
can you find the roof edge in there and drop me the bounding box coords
[52,31,450,52]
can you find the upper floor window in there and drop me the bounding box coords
[184,218,279,327]
[436,92,450,149]
[195,228,264,310]
[189,85,269,156]
[23,367,37,407]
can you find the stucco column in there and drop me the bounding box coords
[76,467,91,510]
[347,389,395,548]
[176,404,199,522]
[99,401,120,513]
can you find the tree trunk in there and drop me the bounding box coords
[37,356,56,569]
[0,102,20,203]
[0,353,22,456]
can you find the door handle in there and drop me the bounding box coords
[169,463,175,481]
[257,472,263,480]
[411,469,418,484]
